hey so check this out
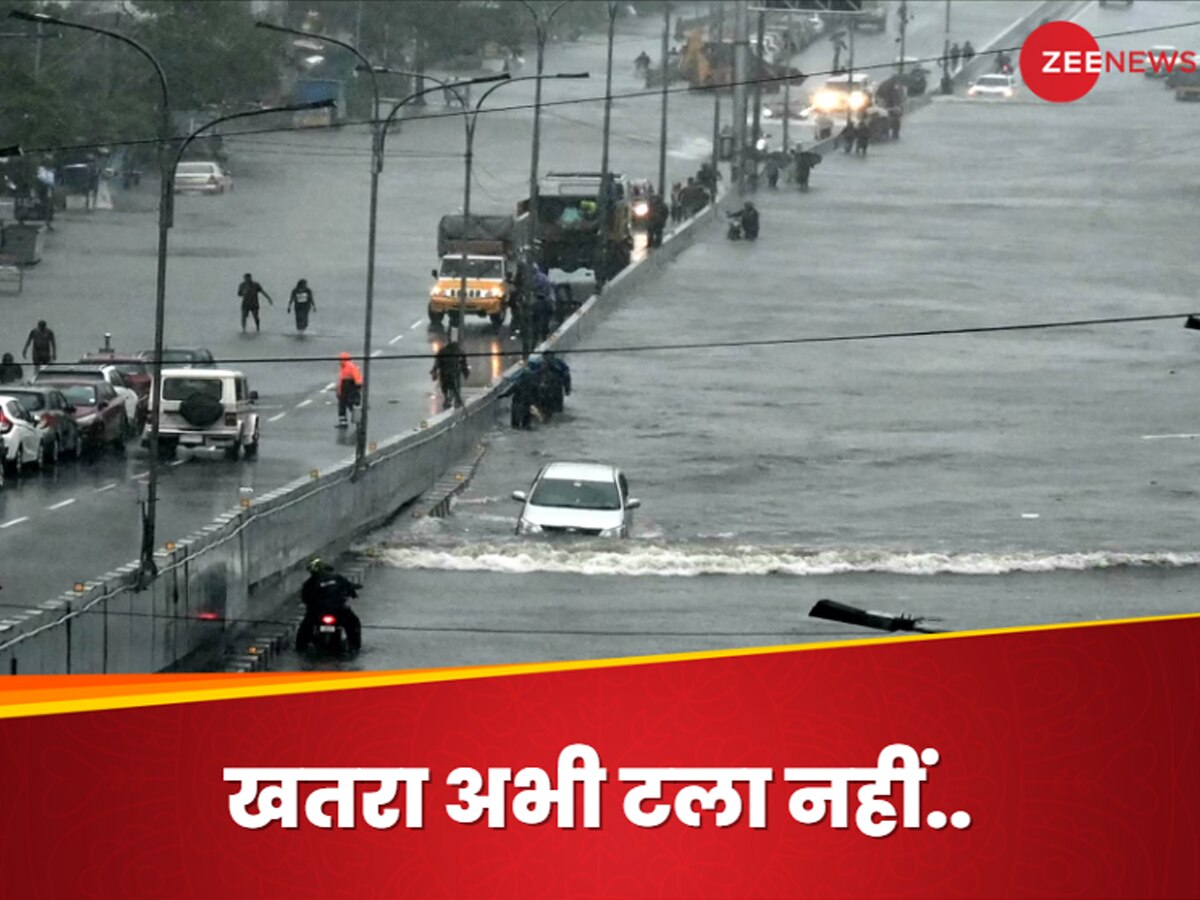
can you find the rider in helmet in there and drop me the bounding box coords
[297,557,363,652]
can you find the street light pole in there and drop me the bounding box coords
[256,21,380,478]
[519,1,571,267]
[941,0,953,94]
[12,9,171,586]
[657,3,670,197]
[597,1,618,290]
[710,1,724,176]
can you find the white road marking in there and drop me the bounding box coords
[1141,433,1200,440]
[410,319,423,330]
[1,517,29,529]
[371,349,384,357]
[268,412,287,422]
[389,334,404,345]
[322,381,336,392]
[48,498,76,511]
[94,482,117,493]
[133,471,148,479]
[297,399,313,408]
[170,458,188,467]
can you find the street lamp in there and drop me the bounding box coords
[518,1,572,262]
[597,1,618,290]
[11,8,171,585]
[255,21,380,477]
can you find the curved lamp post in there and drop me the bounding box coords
[11,9,172,585]
[256,21,381,477]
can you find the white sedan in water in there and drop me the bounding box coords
[173,160,233,194]
[512,462,640,538]
[967,73,1018,99]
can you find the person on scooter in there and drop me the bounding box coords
[733,201,760,240]
[297,558,363,653]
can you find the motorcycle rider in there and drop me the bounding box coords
[298,557,363,653]
[728,201,759,241]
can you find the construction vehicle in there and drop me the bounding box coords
[428,214,520,327]
[678,31,801,91]
[523,172,632,282]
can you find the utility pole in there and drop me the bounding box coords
[710,1,723,175]
[732,0,748,192]
[751,8,764,174]
[897,1,909,74]
[941,0,953,94]
[598,1,618,288]
[657,2,670,197]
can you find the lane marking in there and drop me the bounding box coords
[1142,433,1200,440]
[389,334,404,345]
[410,319,423,330]
[94,482,117,493]
[170,458,188,467]
[268,412,287,422]
[1,517,29,529]
[48,498,76,511]
[322,381,336,392]
[371,349,384,357]
[296,399,313,409]
[133,471,148,479]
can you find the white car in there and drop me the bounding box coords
[967,73,1017,98]
[0,395,44,476]
[173,160,233,194]
[146,368,259,460]
[811,73,873,114]
[33,364,142,433]
[512,462,640,538]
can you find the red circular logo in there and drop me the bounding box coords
[1019,21,1101,103]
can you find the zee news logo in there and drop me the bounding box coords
[1019,20,1193,102]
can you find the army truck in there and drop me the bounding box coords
[524,172,633,282]
[429,214,521,327]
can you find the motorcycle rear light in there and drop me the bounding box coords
[321,614,336,625]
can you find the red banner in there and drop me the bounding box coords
[2,618,1199,898]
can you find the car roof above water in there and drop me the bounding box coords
[540,462,619,483]
[159,367,245,380]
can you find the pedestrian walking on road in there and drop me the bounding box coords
[647,191,668,248]
[22,320,56,368]
[888,107,903,140]
[840,120,856,154]
[431,336,469,411]
[336,352,363,428]
[949,42,962,73]
[539,351,572,415]
[0,352,22,384]
[531,265,556,346]
[855,120,870,156]
[764,157,780,189]
[499,364,538,430]
[287,278,316,333]
[238,273,273,333]
[670,182,683,223]
[962,40,976,67]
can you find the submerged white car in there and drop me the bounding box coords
[512,462,640,538]
[967,73,1017,98]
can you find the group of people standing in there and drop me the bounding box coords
[237,273,317,334]
[670,161,721,223]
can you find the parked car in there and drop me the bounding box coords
[33,364,143,433]
[78,352,152,399]
[138,347,217,368]
[0,395,45,475]
[145,368,259,460]
[512,462,640,538]
[0,385,83,462]
[173,160,233,194]
[967,73,1017,99]
[37,380,127,455]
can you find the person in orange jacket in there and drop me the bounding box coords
[336,352,362,428]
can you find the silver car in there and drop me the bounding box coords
[512,462,640,538]
[173,160,233,194]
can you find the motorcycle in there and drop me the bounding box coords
[297,584,362,657]
[726,211,759,242]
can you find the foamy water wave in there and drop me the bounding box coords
[372,543,1200,578]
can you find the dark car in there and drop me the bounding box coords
[139,347,216,368]
[78,352,152,399]
[0,385,83,461]
[37,380,127,455]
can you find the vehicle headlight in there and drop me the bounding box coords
[813,90,836,110]
[517,520,543,535]
[1003,88,1013,97]
[633,201,649,217]
[849,91,867,110]
[598,526,623,538]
